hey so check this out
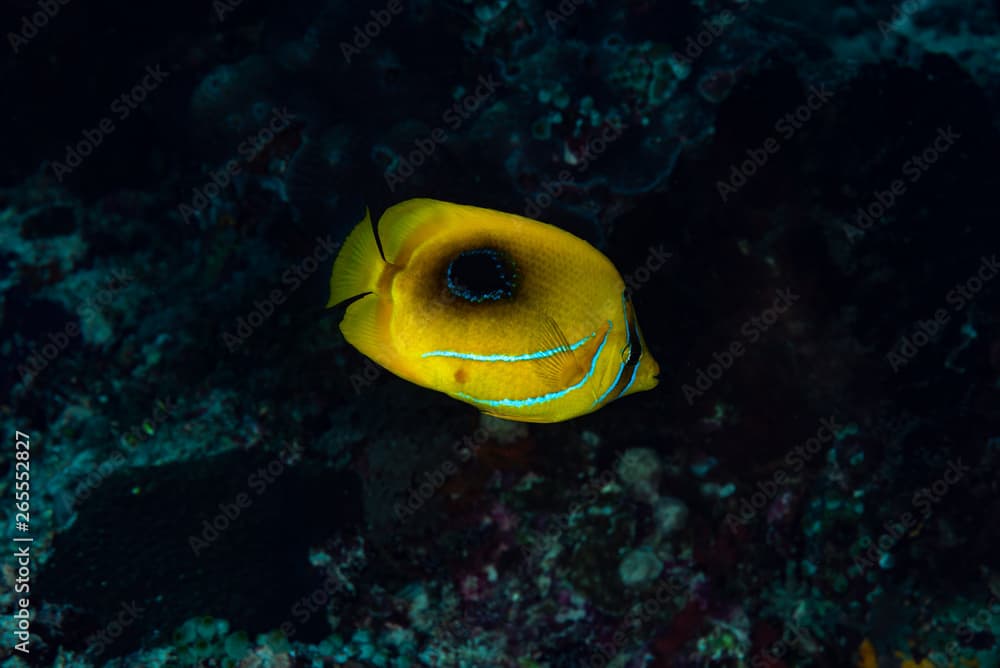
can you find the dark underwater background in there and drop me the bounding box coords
[3,0,1000,666]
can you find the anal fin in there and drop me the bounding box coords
[339,294,386,364]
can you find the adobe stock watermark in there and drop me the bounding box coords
[349,357,384,395]
[843,126,960,243]
[682,288,799,404]
[178,106,294,225]
[272,535,367,643]
[116,397,179,448]
[70,398,176,507]
[544,0,590,30]
[587,571,696,666]
[7,0,71,54]
[886,254,999,372]
[392,426,493,521]
[745,618,821,667]
[723,417,843,533]
[84,600,145,658]
[878,0,928,37]
[624,244,672,295]
[519,448,657,570]
[221,235,339,351]
[850,458,969,577]
[522,120,629,218]
[929,577,1000,667]
[48,65,170,182]
[339,0,404,64]
[17,267,135,388]
[384,73,501,192]
[70,452,127,508]
[716,85,834,202]
[351,275,488,396]
[188,442,303,556]
[213,0,247,22]
[519,454,619,564]
[671,0,751,68]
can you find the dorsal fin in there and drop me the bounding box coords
[376,199,468,263]
[327,208,384,307]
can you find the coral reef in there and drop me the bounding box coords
[2,0,999,666]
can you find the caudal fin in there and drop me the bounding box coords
[327,208,384,307]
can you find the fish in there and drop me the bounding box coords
[327,198,659,423]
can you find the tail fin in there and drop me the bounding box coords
[327,208,384,307]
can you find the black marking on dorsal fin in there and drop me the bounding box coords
[329,291,374,312]
[370,209,387,263]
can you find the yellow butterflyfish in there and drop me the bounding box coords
[328,198,659,423]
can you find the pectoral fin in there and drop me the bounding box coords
[531,316,608,401]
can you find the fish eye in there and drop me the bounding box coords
[445,248,517,303]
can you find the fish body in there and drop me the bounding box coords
[328,198,659,422]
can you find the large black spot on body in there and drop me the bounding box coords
[446,248,517,303]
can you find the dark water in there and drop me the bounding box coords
[3,0,1000,666]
